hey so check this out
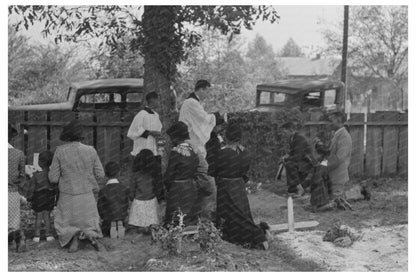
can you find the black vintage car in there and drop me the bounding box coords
[249,79,345,113]
[9,78,144,112]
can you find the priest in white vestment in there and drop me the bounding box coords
[179,80,225,219]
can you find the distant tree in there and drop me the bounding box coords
[322,6,408,86]
[279,37,303,57]
[246,34,285,83]
[8,26,89,105]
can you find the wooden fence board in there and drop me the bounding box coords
[8,111,25,151]
[27,111,48,164]
[398,113,408,175]
[365,113,383,176]
[50,111,75,152]
[349,113,365,176]
[382,112,400,175]
[119,112,136,183]
[96,111,122,167]
[7,109,408,178]
[78,111,95,147]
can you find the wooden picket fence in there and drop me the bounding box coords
[8,110,408,178]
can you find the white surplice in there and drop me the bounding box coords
[179,97,216,157]
[127,108,163,156]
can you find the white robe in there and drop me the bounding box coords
[179,97,216,157]
[127,109,163,156]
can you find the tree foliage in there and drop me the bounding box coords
[322,6,407,85]
[9,5,279,81]
[279,37,303,57]
[8,26,90,105]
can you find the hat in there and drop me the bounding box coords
[166,121,190,141]
[60,119,84,142]
[225,122,242,142]
[8,123,18,139]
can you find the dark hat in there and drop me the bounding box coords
[8,123,18,139]
[60,119,84,142]
[166,121,190,141]
[225,122,242,143]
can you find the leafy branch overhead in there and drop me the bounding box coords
[9,5,279,79]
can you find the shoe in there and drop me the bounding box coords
[110,221,117,239]
[117,221,125,239]
[90,238,101,252]
[33,237,40,243]
[68,236,79,253]
[296,184,305,196]
[46,236,55,242]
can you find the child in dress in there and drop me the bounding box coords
[28,150,56,242]
[97,162,131,239]
[128,149,162,234]
[307,141,331,212]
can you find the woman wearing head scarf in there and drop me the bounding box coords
[49,119,105,252]
[164,121,199,226]
[208,121,270,250]
[8,123,27,251]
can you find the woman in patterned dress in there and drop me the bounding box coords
[8,123,27,251]
[49,120,105,252]
[164,121,199,226]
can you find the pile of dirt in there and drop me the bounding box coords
[277,224,408,271]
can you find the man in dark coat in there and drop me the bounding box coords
[281,121,314,196]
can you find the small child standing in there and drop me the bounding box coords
[128,149,162,234]
[28,150,56,242]
[97,162,131,239]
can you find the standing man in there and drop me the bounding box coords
[327,112,352,199]
[179,80,225,220]
[127,91,164,201]
[281,121,315,197]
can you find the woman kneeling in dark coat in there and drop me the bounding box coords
[208,122,270,250]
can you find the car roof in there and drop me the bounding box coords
[256,79,344,94]
[71,78,144,90]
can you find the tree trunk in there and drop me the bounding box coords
[142,6,179,172]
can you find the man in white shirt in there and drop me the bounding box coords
[179,80,225,219]
[127,92,164,200]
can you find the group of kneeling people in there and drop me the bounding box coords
[8,118,272,253]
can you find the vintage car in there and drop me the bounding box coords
[249,79,345,113]
[9,78,144,112]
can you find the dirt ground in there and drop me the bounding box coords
[8,177,407,271]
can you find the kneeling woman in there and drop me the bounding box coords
[164,121,199,226]
[208,122,269,250]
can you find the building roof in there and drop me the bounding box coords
[278,57,340,77]
[71,78,144,90]
[257,79,345,94]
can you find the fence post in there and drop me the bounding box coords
[365,113,383,177]
[348,113,365,177]
[382,112,400,175]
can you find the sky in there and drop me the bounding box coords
[9,5,344,56]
